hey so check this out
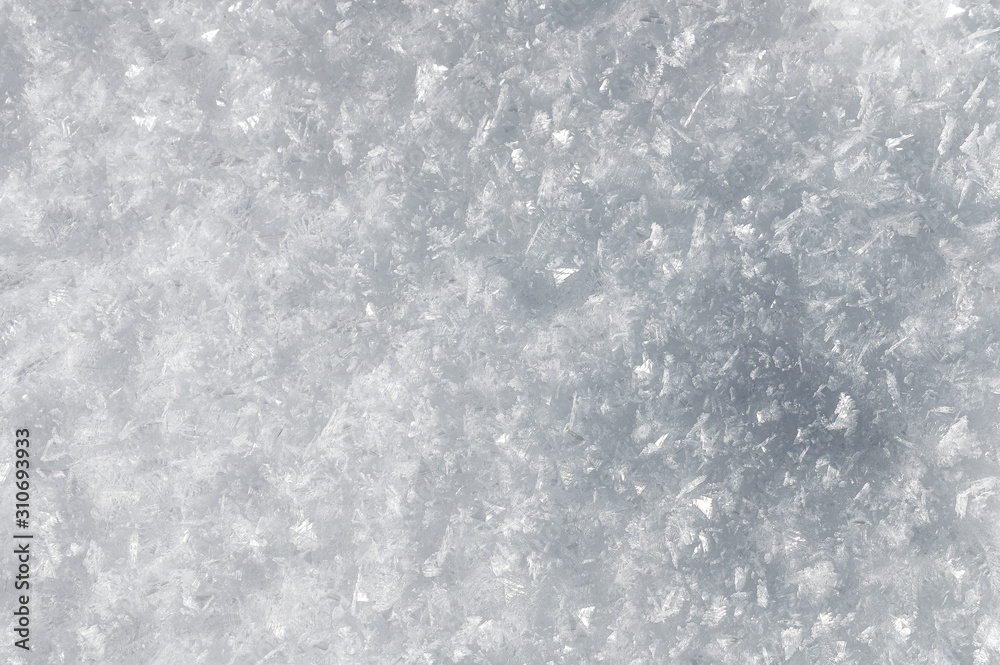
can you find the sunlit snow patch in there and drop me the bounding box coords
[946,4,965,17]
[694,496,713,519]
[885,134,914,150]
[893,616,912,640]
[648,222,665,248]
[640,432,670,456]
[633,356,654,379]
[202,28,220,42]
[733,223,755,242]
[237,115,259,132]
[132,115,157,130]
[552,129,573,147]
[827,393,858,434]
[551,267,578,284]
[511,148,526,170]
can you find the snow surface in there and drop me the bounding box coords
[1,0,1000,663]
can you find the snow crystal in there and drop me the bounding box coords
[827,393,858,435]
[793,561,838,603]
[938,416,982,465]
[693,496,713,519]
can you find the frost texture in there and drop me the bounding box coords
[0,0,999,663]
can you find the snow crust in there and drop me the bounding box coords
[1,0,999,662]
